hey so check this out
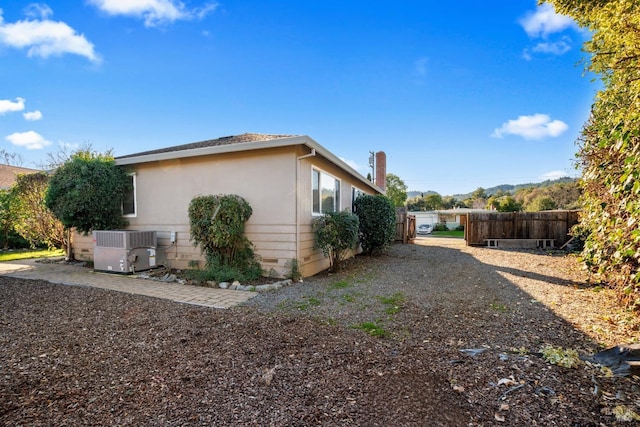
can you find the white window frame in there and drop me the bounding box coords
[351,186,365,212]
[122,173,137,217]
[312,168,341,215]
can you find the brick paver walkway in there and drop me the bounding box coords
[0,259,255,309]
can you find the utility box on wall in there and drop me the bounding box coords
[93,230,157,273]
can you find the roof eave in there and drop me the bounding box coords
[115,135,383,194]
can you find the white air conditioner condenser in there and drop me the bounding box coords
[93,230,157,273]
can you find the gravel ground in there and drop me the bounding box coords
[1,237,639,426]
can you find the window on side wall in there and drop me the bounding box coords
[351,186,365,212]
[312,168,340,215]
[122,173,136,217]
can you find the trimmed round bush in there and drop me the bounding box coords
[353,194,396,255]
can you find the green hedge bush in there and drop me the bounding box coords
[188,194,261,282]
[313,210,359,272]
[353,194,395,255]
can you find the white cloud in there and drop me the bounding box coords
[0,97,25,115]
[194,3,219,20]
[491,114,568,140]
[532,39,571,55]
[0,8,100,62]
[24,3,54,20]
[88,0,218,27]
[520,3,575,38]
[540,170,569,181]
[340,157,366,174]
[6,130,52,149]
[23,110,43,121]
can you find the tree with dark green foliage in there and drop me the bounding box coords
[0,190,19,249]
[526,196,558,212]
[313,210,359,272]
[406,193,445,211]
[188,194,262,282]
[45,150,131,236]
[13,173,66,249]
[353,194,396,255]
[471,187,487,200]
[385,173,408,207]
[465,187,488,209]
[548,0,640,309]
[486,194,522,212]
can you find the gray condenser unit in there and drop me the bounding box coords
[93,230,157,273]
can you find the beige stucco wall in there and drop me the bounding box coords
[74,144,380,278]
[124,146,298,276]
[296,151,377,276]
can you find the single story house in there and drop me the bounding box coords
[71,134,386,278]
[0,165,41,190]
[409,208,494,230]
[435,208,491,230]
[408,211,438,228]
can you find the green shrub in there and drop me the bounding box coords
[45,152,130,234]
[186,253,262,283]
[433,222,448,232]
[313,210,360,272]
[455,225,465,231]
[286,258,302,281]
[353,194,395,255]
[188,194,262,282]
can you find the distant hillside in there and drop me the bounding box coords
[409,177,578,199]
[451,177,577,200]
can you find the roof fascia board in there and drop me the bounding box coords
[114,136,307,166]
[115,135,383,194]
[301,138,383,194]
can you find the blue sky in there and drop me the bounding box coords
[0,1,595,195]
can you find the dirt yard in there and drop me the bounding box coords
[1,237,639,426]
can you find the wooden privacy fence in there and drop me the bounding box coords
[396,210,416,243]
[465,210,579,247]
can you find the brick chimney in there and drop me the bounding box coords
[375,151,386,191]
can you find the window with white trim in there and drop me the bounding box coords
[312,168,340,214]
[122,173,136,216]
[351,186,365,211]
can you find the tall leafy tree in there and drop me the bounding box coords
[12,172,66,249]
[547,0,640,307]
[487,195,522,213]
[45,150,131,236]
[471,187,487,200]
[406,193,444,211]
[385,173,408,207]
[423,193,444,211]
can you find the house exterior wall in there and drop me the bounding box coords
[73,143,380,278]
[295,148,377,277]
[124,146,298,276]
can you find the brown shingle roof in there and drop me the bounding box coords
[0,165,41,190]
[116,133,297,160]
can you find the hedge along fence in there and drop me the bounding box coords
[465,210,579,247]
